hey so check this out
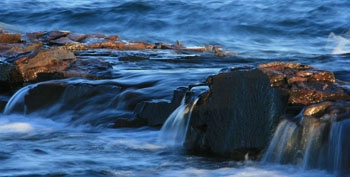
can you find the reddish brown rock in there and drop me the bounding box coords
[67,33,89,42]
[88,41,154,50]
[15,48,76,82]
[106,35,120,42]
[289,82,350,105]
[50,37,75,45]
[46,30,71,41]
[258,62,349,105]
[0,33,21,43]
[25,31,45,42]
[1,42,42,56]
[58,43,87,50]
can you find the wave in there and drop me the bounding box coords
[1,0,349,57]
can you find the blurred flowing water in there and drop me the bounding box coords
[0,0,349,176]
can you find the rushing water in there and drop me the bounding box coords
[1,0,350,176]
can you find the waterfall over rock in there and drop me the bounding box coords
[2,79,146,126]
[262,101,350,176]
[261,119,298,163]
[158,93,199,147]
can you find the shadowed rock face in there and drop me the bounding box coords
[185,68,289,159]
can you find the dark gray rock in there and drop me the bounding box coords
[133,87,188,127]
[185,68,289,160]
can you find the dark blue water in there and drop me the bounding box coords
[1,0,350,58]
[1,0,350,176]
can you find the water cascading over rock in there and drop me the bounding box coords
[158,96,199,147]
[262,101,350,176]
[3,79,148,126]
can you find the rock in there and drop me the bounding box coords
[5,80,129,126]
[88,41,154,50]
[24,31,45,42]
[0,33,21,43]
[264,101,350,174]
[14,48,76,82]
[113,118,147,128]
[288,82,350,105]
[67,33,89,42]
[132,87,187,127]
[106,35,120,42]
[185,68,288,159]
[0,61,22,94]
[0,42,42,56]
[258,62,350,105]
[50,37,76,45]
[0,95,9,112]
[58,43,87,51]
[45,30,71,41]
[66,58,113,79]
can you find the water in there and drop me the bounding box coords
[159,97,199,147]
[1,0,350,176]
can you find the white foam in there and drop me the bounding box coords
[0,122,33,133]
[0,114,72,137]
[157,164,333,177]
[328,32,350,54]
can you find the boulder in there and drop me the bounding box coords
[185,67,289,159]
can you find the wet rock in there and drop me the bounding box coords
[66,58,113,79]
[58,43,87,51]
[133,87,187,127]
[5,80,130,126]
[154,42,172,49]
[45,30,71,41]
[264,101,350,174]
[106,35,120,42]
[186,68,288,159]
[50,37,75,45]
[0,33,21,43]
[258,62,349,105]
[119,55,149,61]
[0,95,9,112]
[288,82,350,105]
[0,42,42,56]
[0,61,22,94]
[113,118,147,128]
[24,31,45,42]
[67,33,89,42]
[302,101,350,122]
[14,48,76,82]
[88,41,154,50]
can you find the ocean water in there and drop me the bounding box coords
[0,0,350,176]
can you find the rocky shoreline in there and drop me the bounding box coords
[1,29,350,173]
